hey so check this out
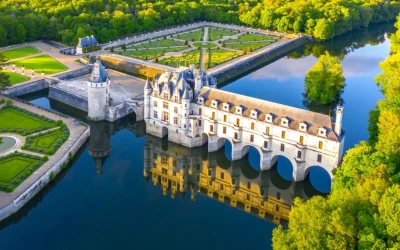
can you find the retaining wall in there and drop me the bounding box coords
[212,37,308,83]
[3,79,48,97]
[100,56,164,80]
[54,66,91,80]
[0,128,90,222]
[48,86,88,112]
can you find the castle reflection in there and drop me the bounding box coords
[143,134,320,226]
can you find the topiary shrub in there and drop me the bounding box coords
[50,172,55,181]
[56,120,63,126]
[43,156,49,161]
[0,98,5,104]
[6,186,14,193]
[6,100,13,105]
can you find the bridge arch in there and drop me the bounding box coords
[217,136,234,161]
[270,154,295,182]
[240,144,263,171]
[304,165,332,193]
[161,126,169,138]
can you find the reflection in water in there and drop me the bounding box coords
[144,135,324,226]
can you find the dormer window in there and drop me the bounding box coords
[223,103,230,112]
[197,97,204,104]
[211,100,218,108]
[299,122,307,132]
[318,128,327,137]
[265,114,274,123]
[236,106,243,115]
[281,117,289,127]
[250,110,258,118]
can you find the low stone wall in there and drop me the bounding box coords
[55,66,91,80]
[48,86,88,112]
[0,128,90,222]
[100,55,164,80]
[3,79,48,97]
[212,37,308,83]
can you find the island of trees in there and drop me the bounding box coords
[272,15,400,249]
[0,0,400,46]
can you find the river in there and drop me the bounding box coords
[0,23,394,250]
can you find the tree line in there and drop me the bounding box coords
[0,0,399,47]
[272,16,400,249]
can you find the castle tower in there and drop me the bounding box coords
[334,106,344,136]
[181,87,190,132]
[144,78,152,122]
[88,121,111,173]
[87,57,111,121]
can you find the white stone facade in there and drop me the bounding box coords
[144,67,345,182]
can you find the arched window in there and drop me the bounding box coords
[210,125,214,132]
[299,136,304,145]
[264,141,268,148]
[281,131,286,138]
[266,127,270,135]
[319,141,323,149]
[234,132,238,139]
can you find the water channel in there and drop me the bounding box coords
[0,23,394,250]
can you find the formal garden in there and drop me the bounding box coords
[0,100,69,192]
[12,55,68,74]
[2,46,41,61]
[4,71,30,85]
[110,26,281,70]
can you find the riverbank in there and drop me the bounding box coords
[0,96,90,222]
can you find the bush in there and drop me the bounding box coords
[184,40,188,45]
[56,120,63,126]
[50,172,55,181]
[6,186,14,193]
[0,98,5,104]
[43,156,49,161]
[153,57,158,63]
[6,100,13,105]
[110,47,114,52]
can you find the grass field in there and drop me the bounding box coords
[225,41,272,51]
[12,55,68,74]
[131,39,186,48]
[118,47,184,60]
[24,127,69,155]
[209,28,238,41]
[225,34,277,43]
[4,71,30,85]
[159,50,202,69]
[207,49,242,68]
[193,42,217,48]
[0,107,56,132]
[0,156,40,183]
[2,46,40,61]
[177,29,204,41]
[31,129,63,149]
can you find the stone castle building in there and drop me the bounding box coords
[144,66,345,182]
[76,35,98,55]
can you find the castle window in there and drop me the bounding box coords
[236,118,240,126]
[174,107,178,113]
[223,126,227,134]
[220,184,224,190]
[221,172,224,179]
[162,168,167,174]
[210,125,214,132]
[319,141,323,149]
[154,111,158,119]
[266,127,270,135]
[199,120,202,127]
[224,115,227,122]
[297,151,302,158]
[154,101,158,107]
[317,154,322,163]
[173,171,176,176]
[247,182,251,189]
[175,96,178,102]
[212,112,216,120]
[174,117,178,125]
[251,122,255,130]
[163,102,169,109]
[199,108,202,115]
[281,131,286,138]
[280,143,285,152]
[234,132,238,139]
[232,179,236,185]
[164,93,168,99]
[173,159,177,167]
[163,111,169,122]
[250,134,254,142]
[208,169,212,176]
[300,136,304,145]
[264,141,268,148]
[277,192,281,200]
[162,156,168,165]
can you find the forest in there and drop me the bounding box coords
[0,0,400,47]
[272,15,400,249]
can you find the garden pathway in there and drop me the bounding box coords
[200,27,209,70]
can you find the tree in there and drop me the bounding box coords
[304,52,345,104]
[313,18,334,40]
[0,53,10,90]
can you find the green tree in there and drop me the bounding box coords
[0,53,10,90]
[304,52,345,104]
[313,18,334,40]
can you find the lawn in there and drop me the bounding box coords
[225,34,278,43]
[209,28,238,41]
[193,42,217,49]
[2,46,40,61]
[117,47,184,60]
[131,39,186,48]
[176,29,204,41]
[207,49,242,69]
[24,126,70,155]
[4,71,30,85]
[225,41,272,51]
[0,153,45,192]
[0,106,56,134]
[12,55,68,74]
[159,50,202,69]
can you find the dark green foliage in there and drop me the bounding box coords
[50,171,55,181]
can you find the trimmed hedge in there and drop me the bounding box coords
[22,125,70,155]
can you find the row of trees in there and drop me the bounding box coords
[0,0,400,47]
[272,16,400,249]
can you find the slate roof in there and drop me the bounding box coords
[77,35,98,48]
[89,58,108,83]
[198,87,340,141]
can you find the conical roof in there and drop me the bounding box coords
[145,78,152,89]
[89,57,108,83]
[183,87,190,100]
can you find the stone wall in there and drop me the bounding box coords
[100,55,164,80]
[212,37,308,83]
[3,79,48,97]
[55,66,91,80]
[48,86,88,112]
[0,128,90,222]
